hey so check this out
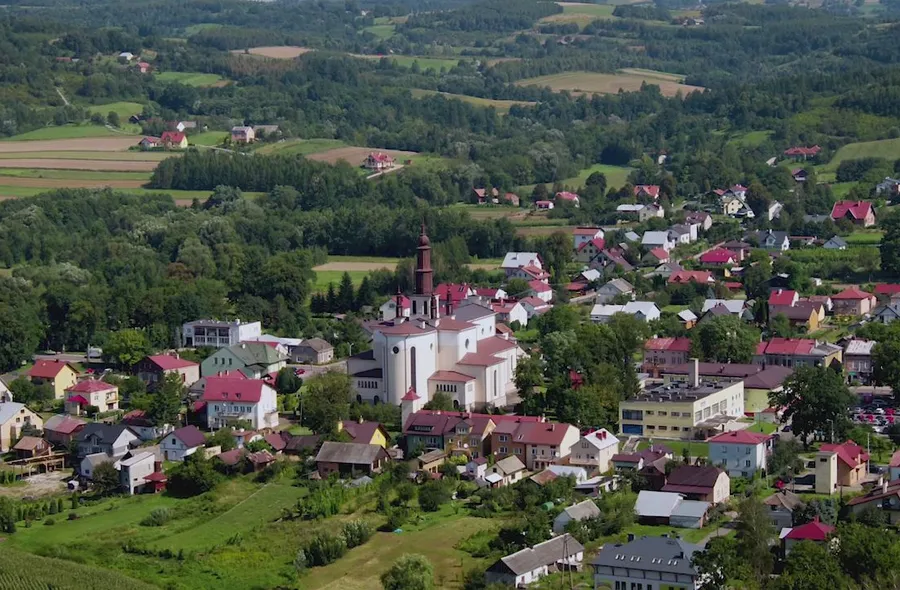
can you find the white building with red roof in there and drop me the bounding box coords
[815,440,869,494]
[526,279,553,302]
[364,152,395,170]
[633,185,660,200]
[753,338,842,369]
[348,227,523,423]
[555,191,580,207]
[707,429,774,477]
[698,249,736,267]
[201,376,278,430]
[64,379,118,414]
[572,226,604,249]
[781,517,835,555]
[434,283,476,314]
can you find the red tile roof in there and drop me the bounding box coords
[661,465,723,494]
[122,409,154,427]
[647,248,669,262]
[160,131,185,144]
[819,440,869,469]
[216,448,246,466]
[707,429,773,445]
[457,352,503,366]
[436,318,475,331]
[401,387,420,401]
[831,200,873,221]
[367,152,394,163]
[528,279,552,293]
[66,394,89,405]
[493,420,575,446]
[201,376,266,403]
[171,425,206,448]
[68,379,116,393]
[475,336,518,356]
[756,338,816,356]
[521,264,549,280]
[435,283,472,305]
[555,191,579,201]
[784,145,821,157]
[430,370,476,383]
[44,414,86,434]
[577,237,605,252]
[644,337,691,352]
[832,287,874,300]
[147,354,198,370]
[768,289,797,306]
[634,185,660,198]
[699,249,736,264]
[29,359,77,379]
[144,471,168,482]
[784,517,834,541]
[668,271,714,284]
[875,284,900,296]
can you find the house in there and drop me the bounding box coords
[28,360,79,399]
[526,279,553,303]
[173,121,197,132]
[843,339,875,384]
[648,261,684,280]
[134,354,201,390]
[668,271,714,285]
[783,145,821,160]
[782,517,835,556]
[846,478,900,525]
[634,491,710,528]
[315,441,390,478]
[42,414,86,447]
[121,409,172,441]
[435,283,475,314]
[590,302,661,324]
[553,499,601,533]
[578,269,602,284]
[643,247,669,265]
[768,289,798,308]
[231,126,255,143]
[876,177,900,197]
[161,425,206,461]
[721,240,751,262]
[574,238,606,264]
[873,302,900,325]
[201,376,278,430]
[489,420,580,470]
[201,342,288,378]
[486,534,584,588]
[338,419,389,447]
[831,200,875,227]
[569,429,620,473]
[590,248,634,276]
[764,490,805,528]
[139,136,161,149]
[792,168,808,183]
[502,252,543,279]
[699,249,737,267]
[534,200,554,210]
[634,185,661,200]
[232,428,262,449]
[13,436,51,460]
[481,455,526,487]
[293,338,334,364]
[520,296,551,319]
[769,302,821,331]
[643,337,692,374]
[182,319,262,348]
[708,429,774,477]
[492,300,528,327]
[815,440,869,494]
[118,452,158,495]
[160,131,188,149]
[402,410,541,458]
[720,195,745,216]
[678,309,698,329]
[118,51,134,61]
[830,287,876,316]
[669,224,697,244]
[748,230,790,251]
[502,193,520,206]
[364,152,395,171]
[555,191,580,207]
[684,211,713,231]
[592,536,702,590]
[572,227,605,250]
[642,231,675,252]
[754,338,842,369]
[417,449,446,474]
[743,366,794,414]
[823,236,848,250]
[74,424,139,459]
[595,278,633,304]
[64,379,119,414]
[466,456,488,479]
[0,403,43,452]
[380,294,411,321]
[662,465,730,504]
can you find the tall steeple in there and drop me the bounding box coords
[415,223,433,296]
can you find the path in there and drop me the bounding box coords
[695,512,737,547]
[55,87,70,106]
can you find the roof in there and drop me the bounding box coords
[224,341,288,367]
[645,337,691,353]
[284,434,322,453]
[401,387,420,401]
[825,236,848,248]
[743,366,793,390]
[75,423,137,444]
[756,338,816,356]
[784,145,821,156]
[764,490,804,511]
[556,191,579,201]
[68,379,116,394]
[635,491,683,518]
[617,204,645,213]
[561,499,601,521]
[844,339,875,356]
[669,271,714,284]
[831,200,873,221]
[201,376,267,403]
[492,420,575,446]
[875,284,900,296]
[494,455,526,475]
[457,352,504,367]
[146,354,198,370]
[366,152,394,162]
[429,370,476,383]
[489,534,584,576]
[832,287,874,300]
[248,449,275,465]
[527,280,552,293]
[648,248,669,261]
[435,283,473,304]
[784,517,834,541]
[315,441,386,465]
[264,433,286,451]
[573,226,603,236]
[300,337,332,352]
[677,310,698,322]
[216,448,246,466]
[671,500,711,519]
[603,278,634,294]
[634,184,660,198]
[770,303,818,321]
[44,414,86,434]
[28,359,77,379]
[661,465,724,494]
[170,425,206,448]
[453,303,495,322]
[592,537,700,577]
[13,436,45,451]
[340,420,386,444]
[819,441,869,468]
[642,231,671,245]
[66,395,89,405]
[160,131,185,143]
[501,252,540,270]
[580,429,619,452]
[707,429,773,445]
[768,289,798,306]
[119,451,154,467]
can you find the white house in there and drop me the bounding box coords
[595,279,634,304]
[492,301,528,327]
[590,302,660,324]
[568,429,620,473]
[527,280,553,302]
[485,534,584,587]
[519,296,551,319]
[707,429,774,478]
[642,231,675,251]
[380,294,410,321]
[501,252,542,278]
[182,319,262,348]
[118,451,156,495]
[161,425,207,461]
[201,376,278,430]
[553,499,601,534]
[573,227,604,249]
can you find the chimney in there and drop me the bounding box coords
[689,358,699,388]
[627,533,635,542]
[883,478,889,495]
[153,460,162,473]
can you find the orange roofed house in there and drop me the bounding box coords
[815,440,869,495]
[489,420,580,470]
[830,287,877,316]
[364,152,395,171]
[642,337,692,374]
[28,359,79,399]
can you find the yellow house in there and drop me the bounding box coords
[0,402,44,452]
[27,359,79,399]
[339,419,390,448]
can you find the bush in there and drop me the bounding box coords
[293,549,307,573]
[44,517,55,526]
[304,532,347,567]
[385,506,411,531]
[418,480,452,512]
[140,508,172,527]
[68,512,79,521]
[342,520,372,549]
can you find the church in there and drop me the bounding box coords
[347,226,523,422]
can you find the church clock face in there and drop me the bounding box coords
[392,346,400,354]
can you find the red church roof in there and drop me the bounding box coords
[401,387,420,401]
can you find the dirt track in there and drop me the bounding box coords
[0,159,158,172]
[307,146,418,166]
[0,137,138,152]
[0,177,145,188]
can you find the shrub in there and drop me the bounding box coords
[68,512,79,521]
[140,508,172,527]
[293,549,307,573]
[304,532,347,567]
[342,520,372,549]
[44,517,55,526]
[385,506,410,531]
[418,480,451,512]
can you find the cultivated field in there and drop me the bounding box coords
[410,89,536,113]
[306,146,418,166]
[541,2,616,25]
[0,177,145,188]
[517,70,704,97]
[231,46,314,58]
[156,71,227,87]
[1,125,133,142]
[0,158,157,172]
[256,138,347,156]
[0,137,139,152]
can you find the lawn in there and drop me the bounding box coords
[155,71,226,87]
[410,89,536,113]
[846,230,884,244]
[190,131,228,146]
[745,422,778,435]
[326,255,402,264]
[1,125,126,141]
[256,138,347,156]
[519,163,633,194]
[312,269,369,292]
[517,71,704,98]
[637,439,709,458]
[363,23,396,39]
[820,137,900,174]
[724,129,773,148]
[86,101,145,119]
[539,2,616,27]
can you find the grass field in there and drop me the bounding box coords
[0,548,160,590]
[517,70,704,97]
[312,269,370,292]
[189,131,228,146]
[820,137,900,174]
[364,24,396,38]
[846,230,884,244]
[156,71,226,87]
[410,89,536,113]
[540,2,616,26]
[1,125,132,141]
[0,150,170,160]
[231,46,314,59]
[0,168,150,181]
[86,101,145,120]
[638,439,710,458]
[723,129,773,148]
[519,163,633,195]
[256,138,347,156]
[352,54,460,71]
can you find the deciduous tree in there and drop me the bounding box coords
[381,554,434,590]
[770,366,853,445]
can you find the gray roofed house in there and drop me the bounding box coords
[293,337,334,364]
[823,236,848,250]
[764,490,805,528]
[553,499,602,533]
[201,341,288,378]
[596,278,635,303]
[482,455,527,487]
[642,231,674,250]
[74,423,140,459]
[315,441,390,477]
[635,490,683,520]
[670,500,711,528]
[592,536,702,590]
[677,309,698,324]
[747,230,790,251]
[79,451,120,479]
[624,231,641,242]
[486,534,584,587]
[454,303,495,322]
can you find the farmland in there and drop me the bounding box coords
[1,125,134,142]
[189,131,228,146]
[410,89,536,113]
[256,138,347,156]
[516,70,704,97]
[351,54,461,71]
[519,163,633,194]
[86,102,145,120]
[540,2,616,26]
[306,146,418,166]
[0,548,160,590]
[819,137,900,174]
[230,46,314,59]
[155,71,227,87]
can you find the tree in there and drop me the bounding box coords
[381,554,434,590]
[106,111,121,127]
[691,315,759,363]
[303,372,352,435]
[275,367,303,394]
[515,354,544,415]
[423,392,453,411]
[104,329,151,369]
[734,496,774,583]
[0,497,17,533]
[873,338,900,400]
[835,523,900,583]
[772,541,849,590]
[692,536,751,590]
[0,304,41,372]
[770,313,793,338]
[769,438,804,482]
[148,372,183,426]
[880,209,900,276]
[886,422,900,445]
[505,277,531,299]
[585,171,607,194]
[92,461,121,495]
[207,427,236,451]
[355,276,375,310]
[167,451,221,497]
[770,366,854,445]
[337,272,355,312]
[418,480,451,512]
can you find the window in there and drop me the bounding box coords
[622,410,643,421]
[513,448,522,454]
[646,410,655,416]
[499,446,507,453]
[581,441,589,448]
[499,434,509,442]
[659,411,667,416]
[392,346,400,354]
[746,447,752,454]
[670,412,679,417]
[745,460,751,467]
[658,426,667,431]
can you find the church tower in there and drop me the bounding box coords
[411,224,440,320]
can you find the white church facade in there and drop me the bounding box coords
[347,226,523,421]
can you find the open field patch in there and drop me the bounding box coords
[155,71,226,87]
[86,101,145,119]
[0,177,145,189]
[516,70,704,97]
[541,2,616,25]
[618,68,686,82]
[519,163,633,194]
[0,548,160,590]
[0,150,170,160]
[314,261,398,272]
[188,131,227,146]
[256,138,347,156]
[0,158,158,172]
[231,45,314,58]
[0,137,139,152]
[364,24,396,39]
[820,137,900,173]
[410,89,536,113]
[306,146,418,166]
[2,125,136,142]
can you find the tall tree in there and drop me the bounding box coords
[690,315,759,363]
[381,554,434,590]
[148,372,184,426]
[104,329,151,369]
[355,276,375,310]
[770,366,854,445]
[337,272,355,312]
[873,338,900,401]
[734,496,774,583]
[302,371,352,435]
[771,541,849,590]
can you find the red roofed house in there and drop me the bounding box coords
[574,238,606,264]
[816,440,869,494]
[573,226,605,249]
[527,279,553,303]
[831,200,875,227]
[473,187,499,204]
[783,145,821,161]
[847,478,900,524]
[434,283,475,314]
[161,425,207,461]
[634,185,661,200]
[42,414,87,446]
[534,200,554,210]
[707,429,774,477]
[338,419,390,448]
[139,136,161,150]
[555,191,580,207]
[402,410,543,458]
[489,420,580,470]
[875,283,900,300]
[201,376,278,430]
[380,293,411,321]
[831,287,877,316]
[491,300,528,327]
[768,289,798,308]
[662,465,730,504]
[519,296,551,319]
[28,359,79,399]
[502,193,520,207]
[644,247,669,265]
[364,152,395,171]
[642,337,692,374]
[782,517,835,555]
[754,338,843,369]
[64,379,119,414]
[136,61,151,74]
[160,131,188,149]
[699,249,737,267]
[668,270,715,285]
[134,354,201,390]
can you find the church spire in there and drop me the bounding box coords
[415,223,433,296]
